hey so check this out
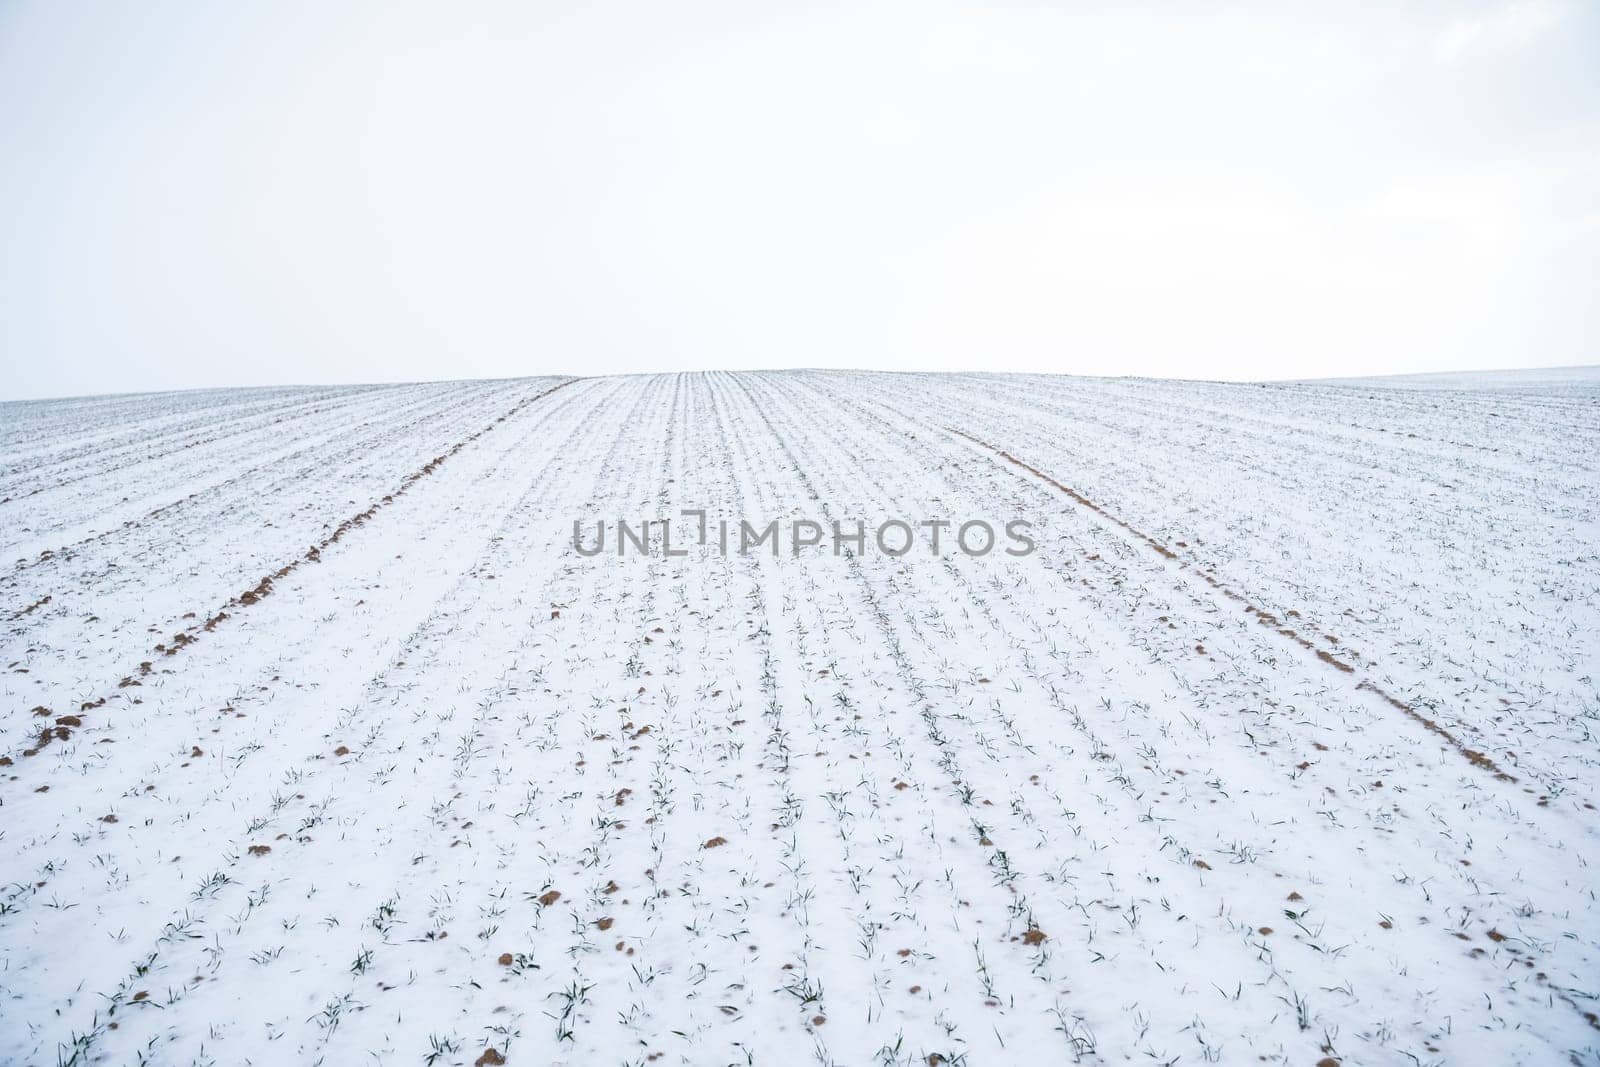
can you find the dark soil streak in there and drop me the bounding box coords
[6,594,51,622]
[950,427,1517,785]
[6,378,579,769]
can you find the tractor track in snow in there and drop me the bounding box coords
[948,426,1521,786]
[2,378,579,773]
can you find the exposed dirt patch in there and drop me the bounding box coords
[7,594,51,622]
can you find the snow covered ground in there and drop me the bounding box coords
[2,369,1597,1066]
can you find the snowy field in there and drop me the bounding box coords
[2,369,1597,1066]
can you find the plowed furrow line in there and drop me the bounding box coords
[949,427,1518,785]
[3,378,578,770]
[0,380,509,602]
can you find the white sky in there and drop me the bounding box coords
[2,1,1596,400]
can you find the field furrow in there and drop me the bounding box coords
[2,370,1596,1066]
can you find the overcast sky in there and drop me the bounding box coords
[1,1,1595,400]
